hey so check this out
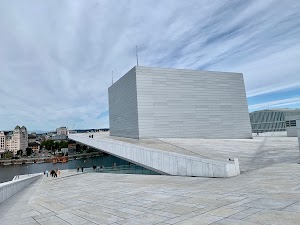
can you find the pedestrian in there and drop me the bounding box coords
[77,166,79,173]
[46,170,49,177]
[81,166,84,172]
[100,165,104,172]
[57,169,61,176]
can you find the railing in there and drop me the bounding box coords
[0,173,43,204]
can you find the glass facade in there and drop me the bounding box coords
[68,153,160,175]
[250,110,285,133]
[249,109,300,133]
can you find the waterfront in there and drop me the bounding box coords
[0,154,133,183]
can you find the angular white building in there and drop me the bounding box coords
[109,66,252,139]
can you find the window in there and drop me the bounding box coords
[286,120,296,127]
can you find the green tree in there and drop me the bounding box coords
[17,150,23,156]
[87,147,98,153]
[3,151,13,159]
[26,148,33,156]
[59,141,68,149]
[76,144,81,153]
[41,140,55,151]
[53,142,59,150]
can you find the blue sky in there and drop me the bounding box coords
[0,0,300,132]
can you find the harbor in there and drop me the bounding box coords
[0,153,123,183]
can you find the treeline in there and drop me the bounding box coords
[40,140,68,151]
[41,140,98,154]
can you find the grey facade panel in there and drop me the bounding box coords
[108,67,139,138]
[109,66,252,139]
[135,67,252,139]
[286,113,300,137]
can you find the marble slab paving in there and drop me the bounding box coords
[1,161,300,224]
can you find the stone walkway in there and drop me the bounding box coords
[2,161,300,225]
[87,133,300,172]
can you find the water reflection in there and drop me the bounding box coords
[0,153,158,183]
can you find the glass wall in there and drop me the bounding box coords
[67,153,160,175]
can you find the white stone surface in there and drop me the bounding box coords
[69,133,240,178]
[78,132,299,172]
[4,162,300,225]
[109,66,252,139]
[0,173,42,204]
[252,131,287,137]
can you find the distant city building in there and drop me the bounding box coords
[68,141,76,155]
[50,134,68,141]
[28,142,40,153]
[68,130,77,134]
[28,133,37,143]
[0,126,28,155]
[0,131,7,154]
[249,109,300,136]
[109,66,252,139]
[70,129,109,134]
[60,148,68,154]
[56,127,68,136]
[10,126,28,155]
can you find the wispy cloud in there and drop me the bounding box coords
[247,82,300,98]
[249,96,300,111]
[0,0,300,131]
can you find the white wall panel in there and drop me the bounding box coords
[109,66,252,139]
[136,67,252,138]
[108,67,139,138]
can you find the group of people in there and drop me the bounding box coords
[77,166,84,172]
[43,165,111,176]
[44,169,60,177]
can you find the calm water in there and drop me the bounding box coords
[0,154,131,183]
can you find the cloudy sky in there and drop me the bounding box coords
[0,0,300,132]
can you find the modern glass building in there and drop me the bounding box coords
[249,109,300,136]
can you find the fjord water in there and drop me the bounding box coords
[0,154,129,183]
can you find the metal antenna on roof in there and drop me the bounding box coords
[112,70,114,85]
[136,45,139,66]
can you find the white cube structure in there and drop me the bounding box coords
[108,66,252,139]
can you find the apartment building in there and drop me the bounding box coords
[0,125,28,155]
[0,131,6,154]
[56,127,68,136]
